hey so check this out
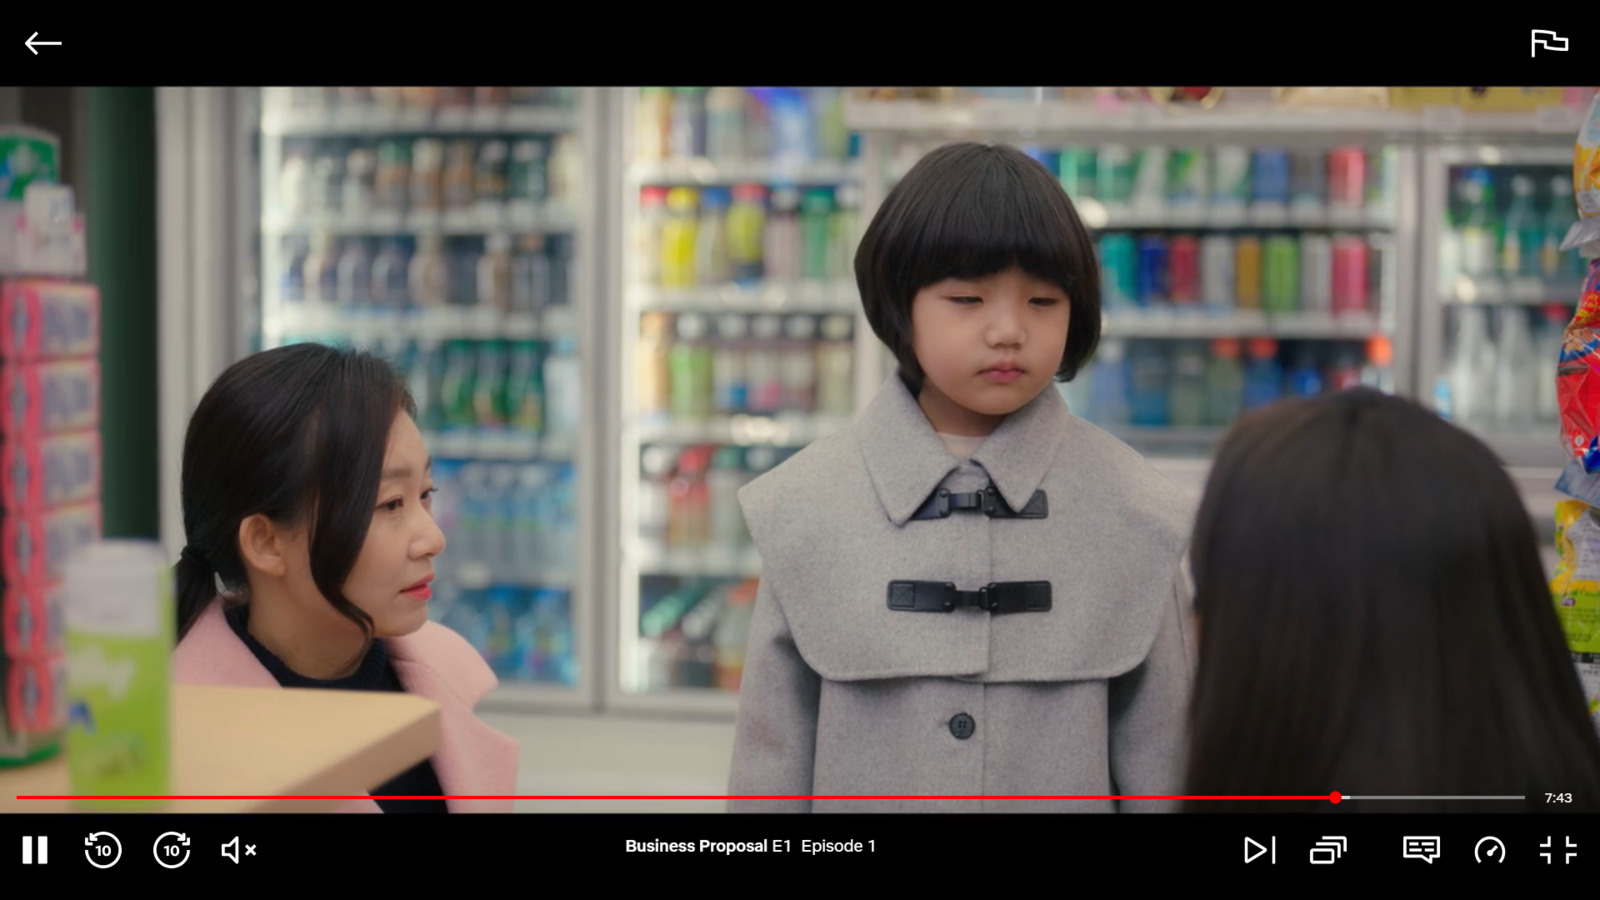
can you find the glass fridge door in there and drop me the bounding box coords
[608,87,866,714]
[847,91,1418,495]
[256,86,599,709]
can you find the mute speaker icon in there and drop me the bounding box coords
[222,837,240,864]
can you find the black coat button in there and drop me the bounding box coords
[949,713,975,740]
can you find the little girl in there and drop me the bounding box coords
[171,343,518,812]
[727,142,1195,812]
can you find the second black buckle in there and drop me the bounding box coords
[886,580,1052,614]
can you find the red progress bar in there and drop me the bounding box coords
[17,792,1345,802]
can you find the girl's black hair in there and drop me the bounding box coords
[1184,388,1600,812]
[853,141,1101,396]
[174,342,417,646]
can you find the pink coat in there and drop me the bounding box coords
[173,598,519,813]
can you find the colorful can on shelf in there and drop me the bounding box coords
[1166,150,1207,211]
[1059,147,1097,201]
[1332,234,1370,313]
[1262,234,1300,313]
[1136,236,1168,305]
[1099,234,1138,308]
[1328,147,1367,212]
[1251,147,1291,206]
[1299,234,1334,313]
[1211,146,1252,211]
[1201,235,1235,311]
[1234,237,1263,310]
[1097,145,1137,207]
[1168,235,1200,305]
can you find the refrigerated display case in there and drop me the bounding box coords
[249,87,602,709]
[606,88,870,714]
[846,93,1422,495]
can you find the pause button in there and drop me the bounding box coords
[22,835,48,864]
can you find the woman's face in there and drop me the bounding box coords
[337,411,446,637]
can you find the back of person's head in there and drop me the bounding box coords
[853,141,1101,395]
[1185,388,1600,812]
[174,342,417,642]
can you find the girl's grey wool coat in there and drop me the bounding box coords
[727,371,1198,812]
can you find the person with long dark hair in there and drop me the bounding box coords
[1183,388,1600,812]
[170,342,518,812]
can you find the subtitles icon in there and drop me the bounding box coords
[1532,29,1569,57]
[1310,836,1347,865]
[1403,836,1442,863]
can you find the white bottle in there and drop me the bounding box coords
[638,446,675,550]
[1492,307,1537,429]
[1200,235,1235,313]
[814,314,855,418]
[543,336,581,445]
[782,316,818,412]
[1449,306,1496,427]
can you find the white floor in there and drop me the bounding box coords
[478,711,737,812]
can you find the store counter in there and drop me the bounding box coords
[1,685,439,812]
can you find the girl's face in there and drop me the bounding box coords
[909,266,1071,435]
[338,411,446,637]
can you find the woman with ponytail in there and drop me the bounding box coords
[171,343,518,813]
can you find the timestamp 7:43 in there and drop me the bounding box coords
[1545,793,1573,803]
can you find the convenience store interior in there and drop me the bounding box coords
[3,86,1595,806]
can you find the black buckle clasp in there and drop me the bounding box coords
[915,484,1048,521]
[887,580,1052,614]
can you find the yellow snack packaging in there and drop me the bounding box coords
[1562,89,1600,257]
[1551,500,1600,729]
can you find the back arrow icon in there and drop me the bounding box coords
[26,32,62,55]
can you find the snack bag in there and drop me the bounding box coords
[1553,501,1600,730]
[1562,89,1600,256]
[1556,262,1600,471]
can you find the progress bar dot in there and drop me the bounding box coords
[1330,792,1342,804]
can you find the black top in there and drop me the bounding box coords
[225,604,449,813]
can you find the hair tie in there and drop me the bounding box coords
[180,545,209,570]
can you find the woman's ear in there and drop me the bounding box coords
[238,514,290,579]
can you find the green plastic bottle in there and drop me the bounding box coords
[800,187,834,281]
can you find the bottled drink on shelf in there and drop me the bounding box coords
[639,446,675,549]
[1299,234,1333,314]
[1168,235,1200,307]
[1286,346,1324,397]
[511,234,550,314]
[449,240,480,308]
[800,188,835,281]
[1457,168,1497,278]
[815,314,855,418]
[670,87,707,160]
[1059,146,1097,202]
[1290,149,1326,214]
[1100,233,1138,309]
[375,140,410,215]
[708,447,749,554]
[503,339,544,436]
[476,139,510,217]
[1359,336,1395,394]
[747,314,786,414]
[1205,338,1245,427]
[670,314,713,421]
[713,314,749,415]
[637,312,673,421]
[342,146,377,222]
[1098,144,1136,212]
[636,88,672,163]
[1167,342,1208,427]
[283,237,309,303]
[1544,176,1579,279]
[1089,338,1131,427]
[765,187,802,283]
[410,138,446,215]
[768,88,813,170]
[1331,234,1369,314]
[1502,174,1541,278]
[546,134,580,215]
[304,233,339,305]
[1445,305,1496,425]
[511,465,548,581]
[1262,234,1300,314]
[1493,307,1537,429]
[509,138,549,208]
[281,149,311,221]
[1128,342,1170,427]
[813,87,851,163]
[1136,236,1168,306]
[472,341,508,430]
[695,187,732,286]
[829,185,861,281]
[335,238,372,310]
[1131,146,1168,215]
[443,140,477,212]
[1250,147,1290,213]
[310,148,344,218]
[660,188,700,288]
[1537,304,1568,421]
[543,336,581,445]
[370,240,410,310]
[477,234,513,313]
[1235,236,1263,310]
[705,87,747,163]
[439,340,478,431]
[1210,146,1251,216]
[1328,344,1363,391]
[712,581,758,691]
[1166,148,1207,213]
[668,446,713,549]
[1327,148,1365,213]
[1200,235,1234,313]
[727,184,767,285]
[1242,338,1283,411]
[637,186,669,288]
[783,316,818,412]
[547,234,573,312]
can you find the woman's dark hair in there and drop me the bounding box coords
[1184,388,1600,812]
[853,141,1101,396]
[174,342,417,647]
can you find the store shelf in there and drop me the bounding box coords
[444,560,576,592]
[1442,276,1587,306]
[634,413,851,448]
[627,281,858,314]
[263,205,578,237]
[1081,205,1396,232]
[1102,309,1383,339]
[633,543,762,580]
[269,304,579,343]
[629,158,861,185]
[424,430,576,462]
[845,99,1585,142]
[262,105,580,138]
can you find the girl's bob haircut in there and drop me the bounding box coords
[853,141,1102,395]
